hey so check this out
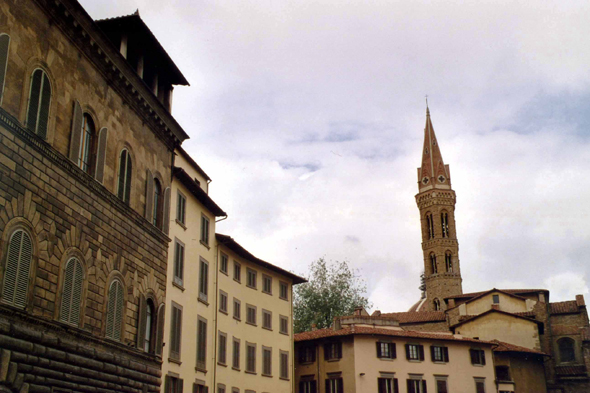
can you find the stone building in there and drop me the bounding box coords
[0,0,190,392]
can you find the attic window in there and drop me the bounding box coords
[492,295,499,304]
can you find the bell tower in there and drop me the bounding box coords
[416,107,462,311]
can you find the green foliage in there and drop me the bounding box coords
[294,257,372,333]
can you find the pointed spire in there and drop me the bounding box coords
[417,107,450,191]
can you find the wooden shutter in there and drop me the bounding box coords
[405,344,411,360]
[337,378,343,393]
[2,230,32,308]
[114,281,124,340]
[430,345,435,362]
[407,380,413,393]
[418,345,425,360]
[70,260,83,325]
[377,378,385,393]
[26,70,42,133]
[95,127,108,183]
[178,379,183,393]
[163,187,171,235]
[68,100,83,163]
[481,350,486,365]
[421,380,427,393]
[155,303,165,356]
[376,342,382,358]
[145,169,154,222]
[299,381,304,393]
[0,35,9,103]
[311,380,317,393]
[136,294,147,350]
[124,154,132,203]
[393,378,399,393]
[60,258,75,322]
[105,281,117,338]
[391,343,397,359]
[106,280,123,340]
[164,376,169,393]
[37,73,51,139]
[337,342,342,358]
[443,347,449,362]
[117,150,127,200]
[325,379,330,393]
[470,349,476,364]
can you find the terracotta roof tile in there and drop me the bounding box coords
[295,326,492,345]
[555,365,587,376]
[380,311,446,323]
[514,311,536,318]
[446,289,548,300]
[490,340,547,356]
[550,300,580,315]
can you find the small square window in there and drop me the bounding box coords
[431,345,449,362]
[263,275,272,294]
[219,290,228,314]
[435,377,449,393]
[220,253,228,274]
[262,309,272,330]
[324,342,342,361]
[176,191,186,225]
[475,378,486,393]
[234,261,241,283]
[246,304,257,325]
[405,344,424,361]
[470,349,486,365]
[377,341,396,359]
[279,315,289,335]
[279,281,289,300]
[247,268,257,289]
[492,294,500,304]
[200,215,210,246]
[298,345,316,364]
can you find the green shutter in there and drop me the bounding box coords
[68,100,83,163]
[136,293,147,350]
[145,169,154,222]
[94,127,108,183]
[163,187,171,235]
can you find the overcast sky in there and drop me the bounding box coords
[81,0,590,312]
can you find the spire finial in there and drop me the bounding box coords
[425,95,430,116]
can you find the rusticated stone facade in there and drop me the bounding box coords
[0,0,189,392]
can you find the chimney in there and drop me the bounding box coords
[311,324,317,331]
[371,310,381,317]
[576,294,586,307]
[354,307,362,316]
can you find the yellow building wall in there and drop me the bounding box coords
[175,152,209,193]
[215,244,294,393]
[465,293,530,315]
[456,312,540,350]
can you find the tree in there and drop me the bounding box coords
[294,257,372,333]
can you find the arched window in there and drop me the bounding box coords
[60,258,84,326]
[78,114,96,175]
[433,299,441,311]
[445,251,453,272]
[558,337,576,363]
[441,212,449,238]
[144,298,155,352]
[1,229,33,309]
[26,68,52,139]
[430,253,437,274]
[0,34,10,104]
[117,149,132,204]
[105,279,124,341]
[426,213,434,239]
[153,178,162,229]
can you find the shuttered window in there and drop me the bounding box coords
[262,346,272,376]
[153,178,163,229]
[105,279,124,340]
[26,69,51,139]
[232,337,240,369]
[196,317,207,370]
[199,258,209,302]
[78,114,96,174]
[117,149,132,203]
[218,331,227,365]
[169,302,183,360]
[280,350,289,379]
[246,342,256,373]
[2,229,33,308]
[0,34,10,104]
[60,258,84,326]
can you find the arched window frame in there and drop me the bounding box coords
[433,299,441,311]
[136,292,165,355]
[104,277,126,341]
[445,251,453,273]
[558,337,576,363]
[25,68,52,139]
[0,33,10,106]
[426,212,434,240]
[78,113,97,175]
[430,253,437,274]
[441,211,450,238]
[0,225,35,310]
[117,148,133,204]
[57,255,86,327]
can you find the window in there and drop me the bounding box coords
[495,366,511,381]
[299,380,317,393]
[142,298,156,352]
[105,279,124,341]
[262,309,272,330]
[280,350,289,379]
[218,384,226,393]
[169,302,183,360]
[164,376,183,393]
[232,337,240,369]
[0,34,10,104]
[199,258,209,302]
[280,315,289,335]
[558,337,576,363]
[234,261,241,282]
[173,240,184,287]
[26,69,51,139]
[117,149,132,203]
[246,304,257,325]
[246,342,256,373]
[430,253,437,274]
[232,389,239,393]
[430,345,449,362]
[262,346,272,376]
[279,281,289,300]
[233,298,241,320]
[376,341,396,359]
[219,290,228,314]
[325,377,343,393]
[201,215,210,246]
[299,346,316,364]
[262,275,272,294]
[474,378,486,393]
[492,294,500,304]
[433,299,441,311]
[196,317,207,370]
[176,191,186,225]
[218,331,227,365]
[426,213,434,239]
[153,178,163,229]
[445,251,452,272]
[247,268,257,289]
[324,342,342,361]
[220,253,228,274]
[470,348,486,365]
[441,212,449,237]
[435,377,448,393]
[378,376,399,393]
[193,382,207,393]
[78,114,96,174]
[405,344,425,361]
[407,378,427,393]
[2,229,33,309]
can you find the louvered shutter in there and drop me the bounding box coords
[68,100,83,163]
[26,70,42,133]
[481,350,486,365]
[124,154,132,204]
[36,73,51,139]
[407,380,414,393]
[106,280,123,340]
[419,345,425,361]
[430,345,435,362]
[164,376,169,393]
[114,281,124,340]
[178,379,184,393]
[60,259,75,323]
[393,379,399,393]
[324,344,329,360]
[3,230,32,308]
[337,378,343,393]
[376,342,382,358]
[470,349,476,364]
[443,347,449,362]
[378,378,385,393]
[405,344,411,360]
[117,150,127,200]
[95,127,108,183]
[105,281,117,338]
[392,343,397,359]
[325,380,330,393]
[136,294,147,350]
[163,187,171,235]
[299,381,304,393]
[337,342,342,358]
[311,380,317,393]
[0,35,9,103]
[145,169,154,222]
[422,380,427,393]
[70,260,83,325]
[155,303,165,356]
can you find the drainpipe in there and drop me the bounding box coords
[212,241,220,391]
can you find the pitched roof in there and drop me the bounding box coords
[173,167,226,217]
[555,365,587,376]
[177,147,211,182]
[446,289,548,300]
[418,107,450,191]
[216,234,307,284]
[491,340,547,356]
[451,308,540,328]
[380,311,446,324]
[295,326,493,346]
[550,300,580,315]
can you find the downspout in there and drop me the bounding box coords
[215,215,228,224]
[317,342,321,393]
[213,240,220,391]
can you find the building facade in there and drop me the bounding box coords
[0,0,190,392]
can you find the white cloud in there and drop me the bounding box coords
[544,273,589,302]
